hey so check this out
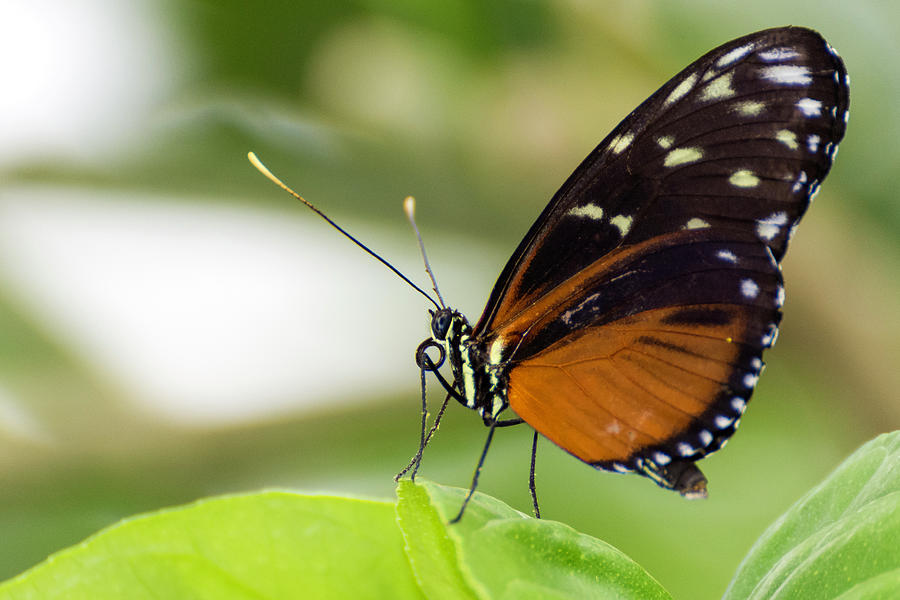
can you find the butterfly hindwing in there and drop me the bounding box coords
[498,228,781,477]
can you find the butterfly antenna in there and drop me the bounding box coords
[248,153,440,310]
[404,196,446,309]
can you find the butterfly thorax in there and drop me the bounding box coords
[429,308,509,423]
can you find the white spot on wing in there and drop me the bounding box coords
[610,214,633,237]
[699,430,713,446]
[716,250,738,263]
[792,171,808,193]
[729,169,760,188]
[653,451,671,466]
[700,72,735,101]
[775,285,785,307]
[715,415,735,429]
[761,323,779,347]
[677,442,695,457]
[685,218,709,230]
[806,134,820,153]
[663,147,703,167]
[665,73,699,105]
[776,129,799,150]
[796,98,823,117]
[656,135,674,149]
[757,47,801,61]
[717,43,754,67]
[611,132,634,154]
[741,278,760,299]
[567,203,604,220]
[743,373,759,388]
[735,100,765,116]
[756,211,788,241]
[760,65,812,85]
[731,397,747,414]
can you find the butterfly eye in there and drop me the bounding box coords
[431,310,452,340]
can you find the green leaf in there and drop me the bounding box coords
[396,480,478,600]
[724,431,900,599]
[398,480,672,600]
[0,491,424,600]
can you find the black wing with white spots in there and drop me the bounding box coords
[473,26,848,336]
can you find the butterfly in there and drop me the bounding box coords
[250,25,849,519]
[402,25,849,516]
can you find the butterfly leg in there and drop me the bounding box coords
[530,430,541,518]
[450,419,499,523]
[394,375,453,481]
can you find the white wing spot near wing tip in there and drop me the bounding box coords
[567,203,604,220]
[665,72,699,105]
[843,109,850,124]
[844,73,851,86]
[757,47,801,61]
[741,278,760,299]
[734,100,765,116]
[807,134,821,153]
[761,64,813,85]
[775,129,799,150]
[796,97,823,117]
[792,170,808,193]
[700,71,736,101]
[743,373,759,388]
[731,396,747,414]
[716,249,738,263]
[826,42,840,57]
[762,323,779,347]
[775,285,785,308]
[663,146,703,167]
[610,214,633,237]
[656,135,674,149]
[729,169,760,188]
[611,132,634,154]
[717,43,755,67]
[699,430,713,446]
[685,217,710,230]
[756,211,788,241]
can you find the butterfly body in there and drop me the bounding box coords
[425,26,849,497]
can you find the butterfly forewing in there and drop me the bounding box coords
[475,27,847,336]
[471,27,848,492]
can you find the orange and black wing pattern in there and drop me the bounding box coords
[472,27,848,493]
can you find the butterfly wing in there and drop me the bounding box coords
[473,27,848,492]
[474,26,848,335]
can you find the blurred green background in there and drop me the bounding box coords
[1,1,897,598]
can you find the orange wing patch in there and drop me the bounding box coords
[507,304,751,464]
